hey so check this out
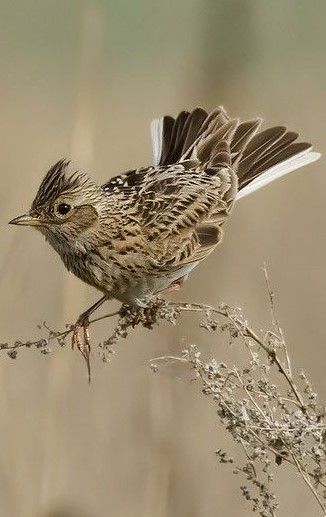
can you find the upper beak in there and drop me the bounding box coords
[8,214,42,227]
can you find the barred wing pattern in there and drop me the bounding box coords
[102,161,236,271]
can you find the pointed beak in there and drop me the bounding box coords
[8,214,42,227]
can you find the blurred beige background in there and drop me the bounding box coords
[0,1,325,516]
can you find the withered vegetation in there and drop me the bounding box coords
[1,267,325,516]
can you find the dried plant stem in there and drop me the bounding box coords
[169,301,307,413]
[289,448,326,516]
[263,263,292,377]
[1,271,325,515]
[0,310,120,355]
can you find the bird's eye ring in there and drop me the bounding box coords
[55,203,72,217]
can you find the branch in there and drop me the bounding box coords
[1,271,325,516]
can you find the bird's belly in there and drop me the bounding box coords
[58,245,198,306]
[109,262,198,306]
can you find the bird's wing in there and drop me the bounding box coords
[103,108,240,270]
[102,161,237,270]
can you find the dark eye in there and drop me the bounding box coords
[56,203,72,216]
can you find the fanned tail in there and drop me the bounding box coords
[150,107,320,198]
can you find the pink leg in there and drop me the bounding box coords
[158,275,188,296]
[72,295,107,383]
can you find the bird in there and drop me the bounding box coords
[9,106,320,378]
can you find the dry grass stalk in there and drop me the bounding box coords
[1,269,325,516]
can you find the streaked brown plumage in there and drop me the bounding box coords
[9,106,320,377]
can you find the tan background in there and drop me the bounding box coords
[0,1,325,516]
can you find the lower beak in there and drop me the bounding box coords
[8,214,42,227]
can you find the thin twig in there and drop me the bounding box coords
[289,448,326,515]
[1,274,325,515]
[263,263,292,376]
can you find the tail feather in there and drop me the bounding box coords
[150,107,320,197]
[211,140,232,167]
[166,111,189,165]
[236,150,320,200]
[151,107,230,166]
[231,119,262,155]
[237,126,288,179]
[180,107,208,156]
[197,119,238,164]
[241,141,310,185]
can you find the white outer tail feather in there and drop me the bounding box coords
[236,149,321,200]
[150,118,163,166]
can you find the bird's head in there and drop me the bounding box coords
[9,160,105,247]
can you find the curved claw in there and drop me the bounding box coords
[70,295,108,384]
[72,318,91,384]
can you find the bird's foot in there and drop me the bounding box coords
[118,297,166,329]
[71,316,91,383]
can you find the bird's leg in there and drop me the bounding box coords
[72,295,107,383]
[158,282,181,295]
[157,275,188,296]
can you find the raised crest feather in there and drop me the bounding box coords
[32,159,97,209]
